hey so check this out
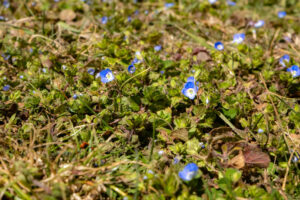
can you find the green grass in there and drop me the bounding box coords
[0,0,300,199]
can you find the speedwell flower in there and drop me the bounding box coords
[287,65,300,78]
[214,41,224,51]
[96,68,115,83]
[181,77,198,100]
[3,84,10,91]
[128,64,136,74]
[233,33,245,44]
[165,3,174,9]
[227,1,236,6]
[278,11,286,18]
[279,54,290,67]
[87,68,95,75]
[209,0,217,4]
[3,0,9,8]
[254,20,264,28]
[178,163,198,181]
[154,45,162,52]
[101,16,108,24]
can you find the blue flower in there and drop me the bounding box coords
[292,156,299,163]
[287,65,300,78]
[1,53,10,61]
[131,57,141,64]
[0,16,5,21]
[3,84,10,91]
[87,68,95,75]
[178,163,198,181]
[73,94,78,99]
[279,54,290,67]
[214,41,224,51]
[128,64,136,74]
[209,0,217,4]
[254,20,264,28]
[158,150,164,156]
[62,65,67,70]
[278,11,286,18]
[258,128,264,133]
[227,1,236,6]
[101,16,108,24]
[160,70,165,74]
[42,68,47,73]
[181,77,198,100]
[127,16,132,22]
[145,10,149,15]
[134,10,139,15]
[233,33,245,44]
[3,0,10,8]
[96,68,115,83]
[165,3,174,8]
[154,45,162,52]
[173,157,180,164]
[19,75,24,79]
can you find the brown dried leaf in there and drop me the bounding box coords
[243,146,270,168]
[228,151,245,169]
[59,9,76,22]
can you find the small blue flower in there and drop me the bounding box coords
[96,68,115,83]
[165,2,174,8]
[73,94,78,99]
[160,70,165,74]
[3,85,10,91]
[3,0,10,8]
[209,0,217,4]
[158,150,164,156]
[258,128,264,133]
[131,57,141,64]
[148,170,154,174]
[145,10,149,15]
[173,157,180,164]
[233,33,245,44]
[128,64,136,74]
[0,16,5,21]
[278,11,286,18]
[42,68,47,73]
[62,65,67,70]
[287,65,300,78]
[181,77,198,100]
[101,16,108,24]
[19,75,24,79]
[199,142,205,149]
[154,45,162,52]
[227,1,236,6]
[279,54,290,67]
[143,175,148,180]
[87,68,95,75]
[214,41,224,51]
[134,10,139,15]
[127,16,132,22]
[292,156,298,163]
[1,53,11,61]
[178,163,198,181]
[254,20,264,28]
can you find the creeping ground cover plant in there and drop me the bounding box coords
[0,0,299,199]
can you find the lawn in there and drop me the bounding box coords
[0,0,300,199]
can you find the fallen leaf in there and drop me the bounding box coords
[243,146,270,168]
[228,151,245,169]
[59,9,76,22]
